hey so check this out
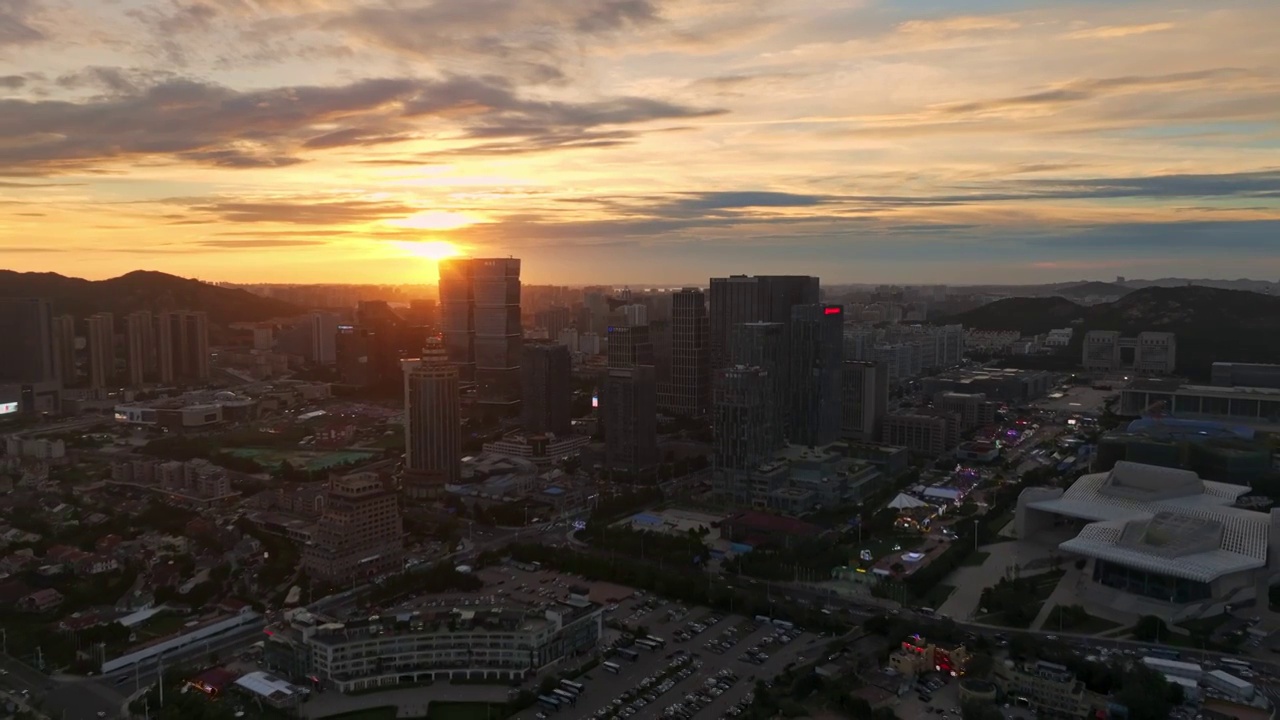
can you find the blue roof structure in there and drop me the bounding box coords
[631,512,663,526]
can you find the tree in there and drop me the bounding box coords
[1114,663,1174,720]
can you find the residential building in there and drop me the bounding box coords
[788,304,844,446]
[933,392,998,430]
[439,257,523,411]
[403,342,461,499]
[52,313,76,385]
[85,312,116,389]
[264,600,602,693]
[158,310,210,384]
[521,341,572,435]
[658,288,710,417]
[301,472,404,582]
[881,411,960,455]
[124,310,155,386]
[534,306,571,344]
[709,274,818,369]
[620,303,647,327]
[993,660,1104,719]
[841,361,888,443]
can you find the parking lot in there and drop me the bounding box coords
[513,591,827,720]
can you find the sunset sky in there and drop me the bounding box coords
[2,0,1278,285]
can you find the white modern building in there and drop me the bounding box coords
[1017,462,1277,620]
[264,600,602,693]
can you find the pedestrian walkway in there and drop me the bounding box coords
[302,683,511,719]
[937,541,1055,620]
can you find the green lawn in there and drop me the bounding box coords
[1043,605,1121,634]
[917,584,955,609]
[1177,614,1231,637]
[960,551,990,567]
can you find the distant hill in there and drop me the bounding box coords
[0,270,302,324]
[1054,281,1133,299]
[944,285,1280,379]
[944,296,1086,334]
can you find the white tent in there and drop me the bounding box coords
[887,493,927,510]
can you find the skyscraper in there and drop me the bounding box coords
[606,324,653,369]
[85,312,115,389]
[709,275,819,369]
[310,312,339,365]
[403,342,460,499]
[439,257,522,411]
[841,361,888,443]
[658,288,709,417]
[711,365,774,506]
[0,298,60,415]
[603,365,658,477]
[158,311,209,384]
[729,321,786,452]
[124,310,155,386]
[788,304,844,446]
[521,341,572,435]
[52,314,76,385]
[0,298,58,384]
[301,472,404,581]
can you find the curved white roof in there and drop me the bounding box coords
[1025,463,1268,583]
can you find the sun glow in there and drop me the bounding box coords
[386,210,482,231]
[394,240,464,261]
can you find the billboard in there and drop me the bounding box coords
[0,402,18,416]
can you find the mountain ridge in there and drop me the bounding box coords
[945,285,1280,378]
[0,270,302,324]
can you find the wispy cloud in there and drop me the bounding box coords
[1064,22,1175,41]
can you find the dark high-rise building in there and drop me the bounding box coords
[603,365,658,477]
[124,310,156,386]
[713,365,774,471]
[51,314,77,385]
[841,361,888,443]
[336,325,375,387]
[709,275,818,369]
[85,312,116,389]
[521,341,572,435]
[0,298,61,414]
[729,321,786,452]
[788,304,844,446]
[439,257,522,411]
[158,311,209,384]
[406,298,438,328]
[310,312,339,365]
[0,298,57,384]
[659,288,709,417]
[534,306,571,344]
[403,342,460,499]
[606,324,653,369]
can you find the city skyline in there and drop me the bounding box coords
[1,0,1278,284]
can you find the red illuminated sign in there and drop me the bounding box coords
[823,307,842,315]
